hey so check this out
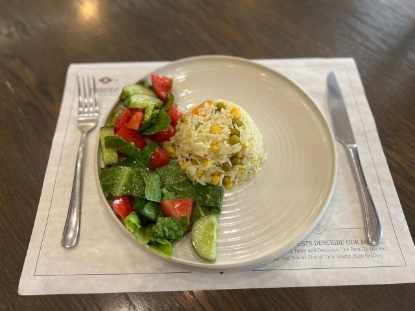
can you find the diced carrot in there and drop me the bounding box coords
[192,99,212,115]
[127,111,143,130]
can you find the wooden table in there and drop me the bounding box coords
[2,0,414,309]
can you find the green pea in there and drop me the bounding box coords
[230,128,240,136]
[215,102,226,111]
[222,176,231,185]
[232,118,243,128]
[231,156,242,165]
[222,162,232,172]
[229,135,240,145]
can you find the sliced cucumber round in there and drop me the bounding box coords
[190,215,218,261]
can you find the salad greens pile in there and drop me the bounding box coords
[99,75,223,260]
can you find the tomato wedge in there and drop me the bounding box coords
[166,104,183,127]
[116,124,147,150]
[149,147,169,170]
[116,124,136,142]
[151,74,172,103]
[144,125,176,143]
[161,198,194,221]
[114,109,132,133]
[111,196,133,219]
[133,132,147,150]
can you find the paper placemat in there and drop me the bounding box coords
[19,58,415,295]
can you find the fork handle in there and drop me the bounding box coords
[61,132,87,248]
[344,144,383,246]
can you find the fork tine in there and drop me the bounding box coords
[77,76,83,115]
[77,76,99,117]
[92,77,99,116]
[85,76,92,116]
[82,77,88,115]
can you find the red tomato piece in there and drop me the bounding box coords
[111,196,133,219]
[116,124,136,142]
[166,104,183,127]
[144,125,176,143]
[114,110,132,133]
[149,147,169,170]
[133,132,147,150]
[116,124,147,150]
[127,111,144,130]
[161,198,194,221]
[151,74,172,103]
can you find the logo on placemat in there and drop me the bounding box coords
[313,225,326,234]
[99,77,113,84]
[95,76,120,95]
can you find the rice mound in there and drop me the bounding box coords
[165,99,267,189]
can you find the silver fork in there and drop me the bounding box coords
[61,76,99,248]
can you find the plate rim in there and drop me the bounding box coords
[94,55,337,272]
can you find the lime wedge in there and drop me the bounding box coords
[190,215,218,261]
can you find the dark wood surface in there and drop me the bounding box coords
[1,0,414,310]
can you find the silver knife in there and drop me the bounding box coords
[327,72,382,246]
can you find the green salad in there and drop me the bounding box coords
[99,75,222,261]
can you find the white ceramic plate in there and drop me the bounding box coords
[95,56,336,272]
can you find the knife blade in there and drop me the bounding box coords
[327,72,382,246]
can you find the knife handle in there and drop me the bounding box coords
[344,144,383,246]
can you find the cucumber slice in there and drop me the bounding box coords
[120,84,157,100]
[124,93,163,109]
[100,126,118,165]
[190,215,218,261]
[124,94,163,123]
[109,108,124,126]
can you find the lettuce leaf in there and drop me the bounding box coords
[140,201,163,222]
[194,183,224,210]
[124,212,141,235]
[146,227,173,258]
[153,216,189,240]
[155,160,187,187]
[124,212,149,245]
[142,171,161,202]
[148,239,172,258]
[104,136,148,167]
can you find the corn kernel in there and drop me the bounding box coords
[180,163,185,171]
[196,170,203,178]
[231,110,241,119]
[242,142,248,148]
[183,140,188,144]
[239,168,245,174]
[203,159,211,167]
[211,144,218,152]
[166,146,175,153]
[170,152,177,159]
[231,106,238,113]
[210,125,221,134]
[224,181,234,190]
[211,175,220,185]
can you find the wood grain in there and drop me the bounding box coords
[1,0,414,310]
